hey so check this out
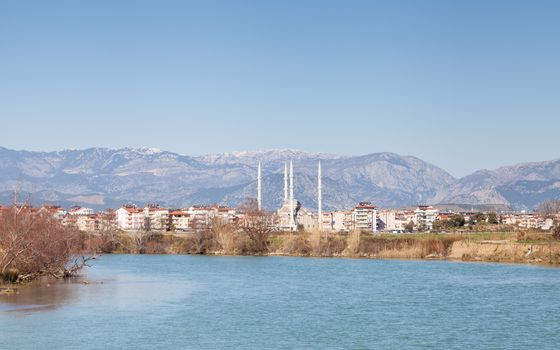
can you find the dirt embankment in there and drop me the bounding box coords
[448,240,560,264]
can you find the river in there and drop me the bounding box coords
[1,255,560,349]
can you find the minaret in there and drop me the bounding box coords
[283,162,288,202]
[289,160,294,229]
[318,160,322,229]
[257,161,262,211]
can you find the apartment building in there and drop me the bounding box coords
[352,202,378,232]
[330,211,353,232]
[414,205,438,230]
[378,209,410,232]
[144,205,170,231]
[75,215,100,232]
[319,212,334,231]
[502,213,555,230]
[115,206,145,231]
[169,210,191,231]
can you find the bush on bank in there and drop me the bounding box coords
[0,207,95,284]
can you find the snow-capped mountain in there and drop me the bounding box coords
[1,146,558,210]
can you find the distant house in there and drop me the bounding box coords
[67,206,94,216]
[38,205,67,220]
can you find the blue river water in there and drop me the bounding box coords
[1,255,560,349]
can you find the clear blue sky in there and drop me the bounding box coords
[1,0,559,177]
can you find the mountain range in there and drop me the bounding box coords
[1,146,559,211]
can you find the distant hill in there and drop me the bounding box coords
[0,146,559,211]
[432,159,560,210]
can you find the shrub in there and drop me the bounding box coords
[0,269,19,283]
[280,234,311,255]
[0,207,90,283]
[553,225,560,241]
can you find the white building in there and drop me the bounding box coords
[169,210,191,231]
[319,212,334,231]
[75,215,99,232]
[38,205,67,220]
[414,205,438,230]
[378,209,409,232]
[332,211,354,232]
[67,206,95,216]
[503,213,555,230]
[214,206,237,225]
[144,205,170,231]
[352,202,378,232]
[115,206,145,231]
[276,199,317,231]
[184,205,237,229]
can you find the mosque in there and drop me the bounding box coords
[257,160,322,231]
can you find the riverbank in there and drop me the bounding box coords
[91,230,560,266]
[2,233,558,291]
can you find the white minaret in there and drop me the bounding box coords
[289,159,294,229]
[257,161,262,211]
[318,160,322,229]
[284,161,288,202]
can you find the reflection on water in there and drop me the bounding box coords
[0,276,94,313]
[1,264,192,315]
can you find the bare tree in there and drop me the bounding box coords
[553,225,560,241]
[538,200,560,241]
[129,228,155,254]
[537,199,560,219]
[237,198,273,254]
[97,209,122,253]
[187,217,216,254]
[211,216,238,254]
[0,204,95,283]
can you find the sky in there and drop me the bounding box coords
[1,0,559,177]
